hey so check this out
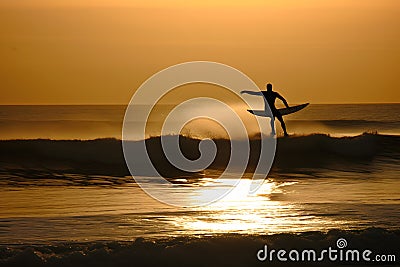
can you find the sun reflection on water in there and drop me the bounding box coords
[173,178,307,235]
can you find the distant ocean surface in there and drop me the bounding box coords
[0,104,400,139]
[0,104,399,266]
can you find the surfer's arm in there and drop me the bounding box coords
[276,93,290,108]
[240,90,263,96]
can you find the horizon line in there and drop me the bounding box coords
[0,102,399,106]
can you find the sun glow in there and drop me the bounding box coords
[175,179,302,234]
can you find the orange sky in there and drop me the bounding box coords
[1,0,399,104]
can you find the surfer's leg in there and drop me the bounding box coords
[276,114,289,136]
[270,118,276,135]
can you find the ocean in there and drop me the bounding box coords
[0,104,399,266]
[1,104,400,140]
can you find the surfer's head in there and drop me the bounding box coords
[266,83,273,91]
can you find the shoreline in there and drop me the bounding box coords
[1,228,399,267]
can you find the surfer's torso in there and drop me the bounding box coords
[261,91,279,114]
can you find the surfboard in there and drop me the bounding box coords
[247,103,309,117]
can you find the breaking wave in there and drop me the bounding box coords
[0,228,399,267]
[0,133,398,184]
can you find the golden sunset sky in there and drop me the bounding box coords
[1,0,399,104]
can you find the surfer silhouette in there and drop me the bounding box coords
[241,83,290,136]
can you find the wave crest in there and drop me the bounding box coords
[0,228,399,267]
[0,133,398,183]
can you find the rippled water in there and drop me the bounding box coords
[1,175,399,244]
[0,104,399,244]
